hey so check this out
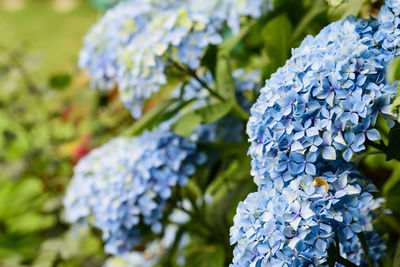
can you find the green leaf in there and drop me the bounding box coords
[387,122,400,161]
[383,164,400,196]
[262,14,292,76]
[218,21,256,56]
[326,0,347,6]
[149,98,195,128]
[196,102,233,124]
[184,244,225,267]
[387,57,400,83]
[48,73,71,90]
[205,160,240,196]
[215,55,235,101]
[201,45,218,76]
[393,238,400,267]
[205,157,255,238]
[388,59,400,116]
[327,0,364,20]
[171,112,202,137]
[383,163,400,213]
[171,102,233,137]
[291,2,327,43]
[124,98,177,136]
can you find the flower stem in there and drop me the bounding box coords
[366,139,387,153]
[168,59,249,121]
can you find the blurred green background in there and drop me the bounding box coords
[0,0,134,265]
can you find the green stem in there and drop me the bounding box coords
[366,139,387,153]
[232,103,250,120]
[169,59,250,121]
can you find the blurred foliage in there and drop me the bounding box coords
[0,1,135,265]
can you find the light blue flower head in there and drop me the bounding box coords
[64,126,204,255]
[230,160,385,266]
[247,13,398,187]
[80,0,273,118]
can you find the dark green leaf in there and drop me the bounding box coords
[205,160,240,196]
[184,244,225,267]
[48,73,71,90]
[201,45,218,76]
[218,21,256,56]
[383,163,400,213]
[393,238,400,267]
[387,122,400,161]
[215,55,235,101]
[262,14,292,76]
[383,164,400,196]
[291,2,327,43]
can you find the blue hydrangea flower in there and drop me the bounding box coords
[247,14,398,187]
[64,126,204,255]
[80,0,273,118]
[230,160,385,266]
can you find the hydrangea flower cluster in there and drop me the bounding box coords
[64,126,204,255]
[230,1,400,265]
[79,0,272,117]
[247,16,398,187]
[230,160,385,266]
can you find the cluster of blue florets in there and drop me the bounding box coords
[230,1,400,265]
[247,16,397,183]
[230,160,385,266]
[79,0,272,118]
[64,126,204,255]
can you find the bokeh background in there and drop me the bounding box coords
[0,0,135,265]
